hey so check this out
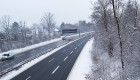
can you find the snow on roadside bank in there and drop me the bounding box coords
[67,38,94,80]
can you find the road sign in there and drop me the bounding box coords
[62,29,77,34]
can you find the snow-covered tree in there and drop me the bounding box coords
[91,0,140,79]
[40,12,56,40]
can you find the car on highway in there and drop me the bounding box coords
[0,51,14,61]
[62,36,67,40]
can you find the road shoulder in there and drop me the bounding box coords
[67,38,94,80]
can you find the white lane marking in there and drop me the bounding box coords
[16,54,25,58]
[62,50,65,52]
[25,76,31,80]
[75,47,77,49]
[64,56,68,61]
[2,62,14,67]
[52,66,60,74]
[70,51,73,54]
[49,58,54,63]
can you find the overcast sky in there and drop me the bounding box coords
[0,0,92,26]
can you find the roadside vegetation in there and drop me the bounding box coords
[0,12,59,52]
[90,0,140,80]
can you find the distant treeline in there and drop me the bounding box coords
[0,13,94,52]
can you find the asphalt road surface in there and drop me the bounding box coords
[11,35,93,80]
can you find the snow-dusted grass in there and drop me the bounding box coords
[67,38,94,80]
[91,40,122,80]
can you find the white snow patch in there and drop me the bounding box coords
[67,38,94,80]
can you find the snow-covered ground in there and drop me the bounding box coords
[67,38,94,80]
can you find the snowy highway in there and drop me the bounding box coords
[9,35,93,80]
[0,34,82,73]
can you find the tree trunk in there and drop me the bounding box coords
[111,0,124,70]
